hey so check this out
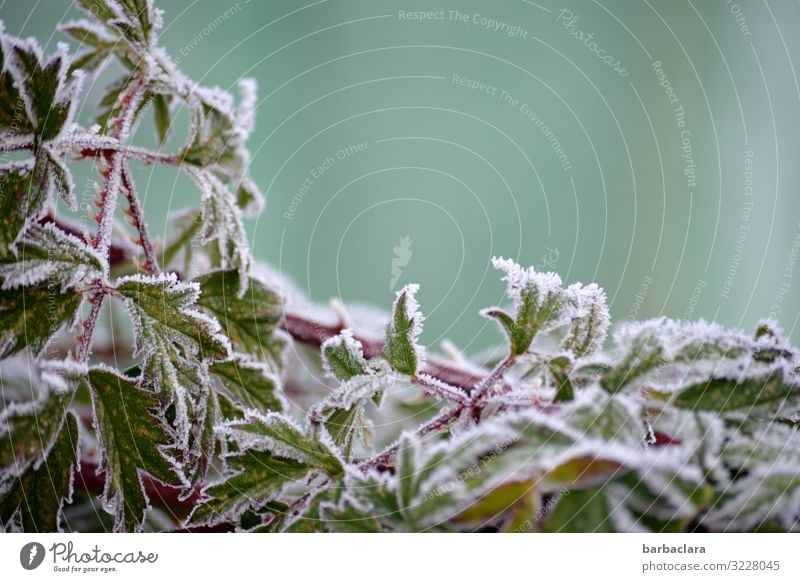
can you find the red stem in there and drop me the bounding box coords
[281,312,493,393]
[121,161,159,274]
[76,292,104,363]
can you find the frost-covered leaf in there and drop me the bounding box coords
[482,257,565,356]
[549,354,575,403]
[61,19,117,48]
[180,82,255,178]
[0,222,103,292]
[0,412,79,532]
[310,371,397,460]
[60,19,117,74]
[561,282,610,357]
[343,396,703,531]
[334,428,518,531]
[0,278,82,360]
[319,402,369,460]
[381,284,425,376]
[210,357,285,413]
[218,411,344,477]
[76,0,117,24]
[322,329,368,381]
[560,387,646,447]
[0,31,34,135]
[236,176,265,218]
[115,273,230,366]
[104,0,161,49]
[0,34,82,141]
[319,493,382,532]
[710,423,800,531]
[185,386,217,485]
[602,319,796,396]
[185,169,251,291]
[94,74,131,129]
[44,147,78,210]
[0,159,46,257]
[87,366,184,532]
[189,450,311,527]
[194,269,284,365]
[670,373,800,417]
[114,273,229,446]
[311,331,391,459]
[0,385,74,493]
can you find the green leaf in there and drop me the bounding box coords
[87,366,183,532]
[95,75,128,129]
[0,413,79,532]
[549,355,574,403]
[181,99,245,175]
[711,423,800,531]
[152,92,171,146]
[322,329,368,381]
[319,494,382,532]
[115,273,230,369]
[454,480,535,527]
[320,401,368,461]
[541,486,615,532]
[561,282,610,357]
[0,157,49,257]
[114,273,229,446]
[2,37,80,141]
[186,169,252,293]
[0,38,34,134]
[60,20,118,74]
[220,411,344,477]
[483,258,565,356]
[185,387,217,485]
[83,0,158,50]
[76,0,117,24]
[0,279,82,360]
[0,388,74,491]
[194,269,284,366]
[0,222,103,292]
[94,73,147,130]
[311,331,382,460]
[61,20,114,47]
[190,449,311,526]
[671,373,800,414]
[44,147,77,210]
[235,176,264,217]
[601,333,665,394]
[210,357,285,413]
[564,388,646,447]
[69,46,113,74]
[381,284,424,376]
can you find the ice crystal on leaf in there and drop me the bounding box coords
[381,284,425,376]
[114,273,230,450]
[562,282,610,357]
[0,222,104,292]
[482,257,566,356]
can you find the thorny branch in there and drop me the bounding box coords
[77,76,147,363]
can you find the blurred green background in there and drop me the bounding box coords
[3,0,800,353]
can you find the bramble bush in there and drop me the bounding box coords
[1,0,799,533]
